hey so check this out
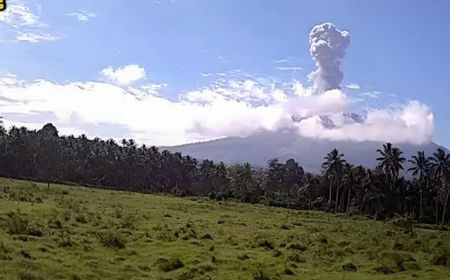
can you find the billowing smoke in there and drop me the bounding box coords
[308,23,351,93]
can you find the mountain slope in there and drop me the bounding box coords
[165,130,446,172]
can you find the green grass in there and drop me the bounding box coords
[0,177,449,280]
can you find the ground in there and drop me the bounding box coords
[0,177,449,280]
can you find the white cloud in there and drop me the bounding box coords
[274,59,288,63]
[101,65,146,86]
[0,2,41,27]
[0,1,61,43]
[345,83,360,90]
[296,101,434,145]
[360,91,381,98]
[67,11,97,22]
[0,69,434,146]
[274,66,303,71]
[15,32,60,43]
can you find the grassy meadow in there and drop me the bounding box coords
[0,177,449,280]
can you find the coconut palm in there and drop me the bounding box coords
[430,148,450,223]
[408,151,431,220]
[376,143,405,191]
[322,149,346,211]
[376,143,405,215]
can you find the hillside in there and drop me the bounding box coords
[166,130,446,172]
[0,178,449,279]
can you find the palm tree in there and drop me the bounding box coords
[376,143,405,215]
[430,148,450,224]
[322,149,346,212]
[341,163,355,212]
[408,151,431,221]
[376,143,406,189]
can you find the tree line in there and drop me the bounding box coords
[0,122,448,224]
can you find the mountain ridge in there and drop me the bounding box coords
[164,130,447,173]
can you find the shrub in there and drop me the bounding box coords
[6,211,28,235]
[342,262,357,272]
[237,254,249,260]
[287,243,307,252]
[284,267,294,275]
[374,265,395,274]
[378,251,416,272]
[432,251,449,266]
[58,231,74,248]
[273,250,282,257]
[97,231,126,249]
[391,216,414,235]
[258,239,274,250]
[155,257,184,272]
[5,211,43,237]
[280,224,291,230]
[201,233,213,240]
[75,214,88,224]
[288,253,306,264]
[0,241,13,260]
[18,270,43,280]
[20,249,33,259]
[253,269,271,280]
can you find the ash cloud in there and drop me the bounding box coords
[308,22,351,93]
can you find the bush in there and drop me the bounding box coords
[0,241,13,260]
[432,251,449,266]
[391,216,414,235]
[253,269,271,280]
[258,239,274,250]
[6,211,28,235]
[97,231,126,249]
[342,262,357,272]
[155,257,184,272]
[5,211,43,237]
[75,214,88,224]
[284,267,294,275]
[201,233,213,240]
[18,270,43,280]
[287,243,307,252]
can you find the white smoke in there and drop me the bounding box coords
[308,22,351,93]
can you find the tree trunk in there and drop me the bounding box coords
[335,182,340,213]
[347,185,351,212]
[339,188,345,212]
[436,197,439,224]
[328,179,333,206]
[419,189,423,222]
[308,184,312,210]
[441,184,449,224]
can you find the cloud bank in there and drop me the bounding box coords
[0,22,435,146]
[0,71,434,146]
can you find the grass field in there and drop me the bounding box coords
[0,177,449,280]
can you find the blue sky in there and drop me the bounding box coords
[0,0,448,147]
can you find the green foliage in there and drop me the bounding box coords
[97,230,126,249]
[155,257,184,272]
[5,210,43,236]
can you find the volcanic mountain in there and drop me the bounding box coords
[165,130,446,173]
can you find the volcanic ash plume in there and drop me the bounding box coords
[308,23,351,93]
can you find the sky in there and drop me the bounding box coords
[0,0,448,147]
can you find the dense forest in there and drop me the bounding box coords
[0,121,449,224]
